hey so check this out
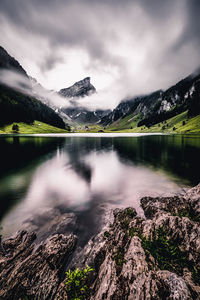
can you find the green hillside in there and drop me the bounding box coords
[107,114,141,131]
[107,111,200,134]
[0,121,69,134]
[0,84,66,129]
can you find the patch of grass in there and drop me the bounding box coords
[112,248,126,266]
[65,266,94,300]
[129,227,141,237]
[103,231,111,239]
[118,208,137,230]
[107,114,141,131]
[125,208,137,218]
[172,209,200,224]
[0,121,69,134]
[137,227,200,285]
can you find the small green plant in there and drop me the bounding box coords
[112,248,126,266]
[140,227,200,284]
[103,231,110,239]
[129,227,141,237]
[118,207,136,230]
[65,266,94,300]
[172,209,200,223]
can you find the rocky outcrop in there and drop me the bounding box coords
[0,185,199,299]
[59,77,96,99]
[73,184,200,299]
[0,231,77,299]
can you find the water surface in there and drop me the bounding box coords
[0,133,199,245]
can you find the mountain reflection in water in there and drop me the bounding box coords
[0,134,199,244]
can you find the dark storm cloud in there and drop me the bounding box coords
[0,0,182,64]
[177,0,200,47]
[40,53,64,73]
[0,0,200,108]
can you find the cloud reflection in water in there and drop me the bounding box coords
[1,143,183,239]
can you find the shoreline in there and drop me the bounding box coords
[1,132,200,137]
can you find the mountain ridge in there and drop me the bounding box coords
[0,46,28,78]
[0,46,66,129]
[101,69,200,131]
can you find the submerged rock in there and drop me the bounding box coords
[0,185,199,299]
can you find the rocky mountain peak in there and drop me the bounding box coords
[76,77,91,86]
[59,77,96,99]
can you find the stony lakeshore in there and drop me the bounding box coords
[0,184,200,299]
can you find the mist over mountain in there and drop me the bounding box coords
[0,44,199,131]
[0,46,65,128]
[101,69,200,130]
[58,77,111,124]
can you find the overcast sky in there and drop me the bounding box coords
[0,0,200,109]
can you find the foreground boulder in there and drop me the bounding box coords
[0,184,199,299]
[0,231,77,299]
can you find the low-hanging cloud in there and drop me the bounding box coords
[0,69,72,108]
[0,0,200,109]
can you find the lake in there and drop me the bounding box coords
[0,133,200,246]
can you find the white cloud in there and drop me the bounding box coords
[0,0,200,109]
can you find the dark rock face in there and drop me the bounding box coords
[0,46,28,77]
[59,77,96,99]
[0,184,200,299]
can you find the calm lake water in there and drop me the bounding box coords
[0,133,200,244]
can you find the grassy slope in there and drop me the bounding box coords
[106,111,200,134]
[145,112,200,134]
[75,111,200,134]
[0,121,68,134]
[107,114,141,131]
